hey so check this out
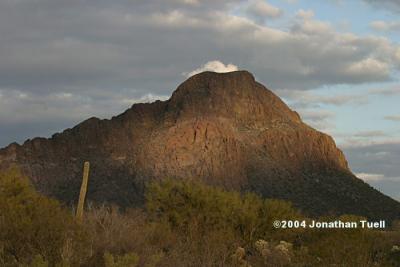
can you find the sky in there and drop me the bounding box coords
[0,0,399,200]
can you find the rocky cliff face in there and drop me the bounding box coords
[0,71,399,220]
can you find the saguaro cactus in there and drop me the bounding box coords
[76,161,90,222]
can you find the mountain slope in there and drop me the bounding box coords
[1,71,399,220]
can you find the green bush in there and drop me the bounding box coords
[104,252,139,267]
[0,167,89,266]
[1,171,397,266]
[146,178,302,244]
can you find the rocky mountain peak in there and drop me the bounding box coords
[0,71,399,221]
[166,70,301,126]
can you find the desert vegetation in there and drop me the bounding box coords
[0,168,399,266]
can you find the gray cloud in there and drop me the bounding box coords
[353,130,387,138]
[293,109,336,132]
[0,87,168,145]
[276,85,399,114]
[276,89,369,109]
[276,88,371,133]
[1,0,400,147]
[245,0,283,22]
[343,141,400,200]
[363,0,400,12]
[369,86,400,96]
[1,0,399,91]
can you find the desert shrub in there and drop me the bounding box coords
[143,179,309,266]
[1,171,397,266]
[145,179,400,266]
[0,167,89,266]
[252,239,294,267]
[103,251,139,267]
[146,178,302,245]
[296,215,383,266]
[83,204,236,267]
[231,247,249,267]
[378,227,400,266]
[27,255,48,267]
[83,205,174,267]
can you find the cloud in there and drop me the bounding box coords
[369,86,400,96]
[0,88,168,124]
[341,140,400,177]
[296,9,315,20]
[1,0,400,147]
[278,85,399,112]
[370,21,389,31]
[185,60,239,77]
[0,0,398,94]
[370,20,400,32]
[354,131,387,138]
[343,141,400,200]
[277,89,368,108]
[340,137,400,149]
[363,0,400,12]
[355,173,399,182]
[299,109,335,122]
[126,0,244,13]
[345,58,390,78]
[356,173,385,182]
[294,109,336,131]
[0,87,168,145]
[245,0,283,22]
[384,115,400,121]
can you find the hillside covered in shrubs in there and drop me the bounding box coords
[1,168,399,266]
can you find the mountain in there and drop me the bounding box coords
[0,71,399,221]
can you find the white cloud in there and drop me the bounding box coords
[356,173,400,183]
[120,93,169,104]
[186,60,239,77]
[356,172,385,182]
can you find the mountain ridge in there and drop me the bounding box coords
[1,71,399,221]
